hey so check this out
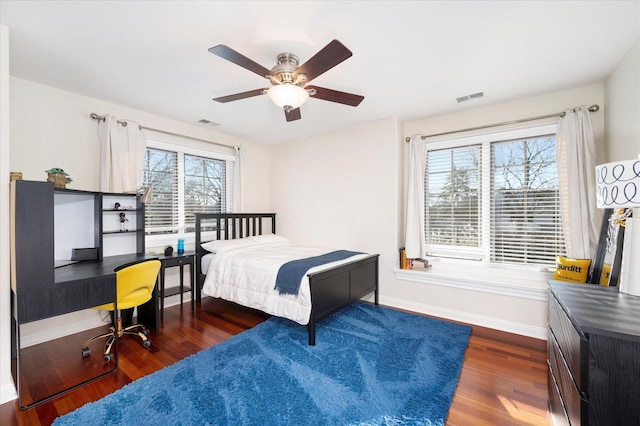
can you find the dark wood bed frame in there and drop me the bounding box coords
[195,213,379,345]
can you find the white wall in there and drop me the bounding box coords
[405,83,606,162]
[604,37,640,161]
[270,118,402,302]
[1,77,272,403]
[9,77,271,205]
[0,24,18,404]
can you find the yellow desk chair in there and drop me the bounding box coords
[81,260,161,362]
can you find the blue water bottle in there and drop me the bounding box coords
[177,238,185,255]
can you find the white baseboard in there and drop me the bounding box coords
[20,311,109,348]
[20,293,193,348]
[379,295,548,340]
[0,381,17,405]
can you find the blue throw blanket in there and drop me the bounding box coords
[274,250,363,295]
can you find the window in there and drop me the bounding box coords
[141,139,234,240]
[424,124,565,267]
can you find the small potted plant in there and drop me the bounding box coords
[45,167,73,189]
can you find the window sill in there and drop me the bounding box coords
[393,262,551,301]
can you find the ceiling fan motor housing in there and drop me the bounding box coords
[270,53,306,86]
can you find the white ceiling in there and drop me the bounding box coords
[1,1,639,145]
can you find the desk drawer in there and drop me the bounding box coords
[163,256,192,268]
[548,291,586,389]
[548,328,587,425]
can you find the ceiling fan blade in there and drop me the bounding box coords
[293,40,352,83]
[285,108,302,122]
[307,86,364,107]
[213,88,266,103]
[208,44,272,78]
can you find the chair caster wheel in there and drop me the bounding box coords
[103,353,114,362]
[82,348,90,357]
[143,328,150,336]
[143,339,151,348]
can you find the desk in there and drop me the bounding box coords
[15,253,158,324]
[12,253,158,409]
[157,251,195,321]
[42,253,159,328]
[10,181,157,409]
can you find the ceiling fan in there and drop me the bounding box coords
[208,40,364,122]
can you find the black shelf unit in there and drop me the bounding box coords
[100,192,145,256]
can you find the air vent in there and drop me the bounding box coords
[456,92,484,103]
[198,119,220,127]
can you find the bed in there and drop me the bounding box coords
[195,213,379,345]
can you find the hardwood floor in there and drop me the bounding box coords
[1,298,550,425]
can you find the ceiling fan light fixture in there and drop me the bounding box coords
[267,84,309,110]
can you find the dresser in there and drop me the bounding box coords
[547,280,640,426]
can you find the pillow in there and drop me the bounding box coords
[553,256,591,283]
[248,234,291,245]
[200,238,256,254]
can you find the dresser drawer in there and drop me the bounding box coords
[548,292,587,390]
[548,362,570,426]
[548,328,588,426]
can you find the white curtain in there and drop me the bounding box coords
[405,135,428,258]
[98,115,146,193]
[556,106,602,259]
[232,145,244,212]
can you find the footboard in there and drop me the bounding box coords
[306,254,379,345]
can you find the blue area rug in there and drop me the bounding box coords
[54,303,471,425]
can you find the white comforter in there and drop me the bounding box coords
[201,239,366,325]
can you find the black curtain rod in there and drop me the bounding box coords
[404,104,599,142]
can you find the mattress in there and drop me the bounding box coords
[200,235,367,325]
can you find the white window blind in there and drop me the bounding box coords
[143,148,178,235]
[490,136,565,265]
[183,153,228,232]
[424,124,565,267]
[425,144,482,259]
[142,142,234,237]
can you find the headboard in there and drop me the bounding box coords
[193,212,276,303]
[195,212,276,258]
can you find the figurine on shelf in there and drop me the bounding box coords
[114,202,121,210]
[45,167,72,189]
[119,212,129,231]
